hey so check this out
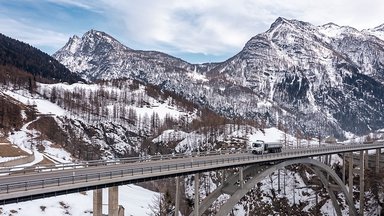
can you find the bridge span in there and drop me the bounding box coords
[0,142,383,215]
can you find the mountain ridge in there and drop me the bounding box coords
[53,18,384,137]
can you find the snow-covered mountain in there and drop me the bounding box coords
[54,18,384,138]
[53,29,197,81]
[209,17,384,136]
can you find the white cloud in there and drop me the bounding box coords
[0,18,69,52]
[45,0,96,10]
[97,0,276,54]
[96,0,384,57]
[2,0,384,60]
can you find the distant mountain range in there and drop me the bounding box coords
[53,17,384,138]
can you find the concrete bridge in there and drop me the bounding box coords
[0,142,383,216]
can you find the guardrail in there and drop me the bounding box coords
[0,149,251,175]
[0,142,381,175]
[0,154,35,167]
[0,142,383,201]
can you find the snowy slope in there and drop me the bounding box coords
[0,185,158,216]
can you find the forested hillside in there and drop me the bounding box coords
[0,33,82,84]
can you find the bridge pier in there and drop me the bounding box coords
[328,154,332,165]
[359,151,365,216]
[376,148,380,174]
[277,169,281,193]
[175,176,180,216]
[322,155,325,163]
[93,187,122,216]
[326,154,331,181]
[342,153,346,184]
[221,170,226,185]
[194,173,200,216]
[93,189,102,216]
[109,186,119,216]
[239,167,244,189]
[348,152,353,203]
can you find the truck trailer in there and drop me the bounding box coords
[248,140,282,154]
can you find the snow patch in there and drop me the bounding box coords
[0,185,158,216]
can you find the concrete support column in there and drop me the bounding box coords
[365,150,368,170]
[328,154,332,165]
[342,153,346,184]
[348,152,353,201]
[327,154,331,181]
[239,167,244,189]
[324,155,328,165]
[359,151,365,216]
[278,169,281,193]
[93,189,103,216]
[376,149,380,174]
[109,186,119,216]
[175,176,180,216]
[221,170,225,186]
[194,173,200,216]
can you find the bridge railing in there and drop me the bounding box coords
[0,142,383,198]
[0,141,382,176]
[0,148,254,175]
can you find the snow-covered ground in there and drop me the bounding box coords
[37,82,195,122]
[0,156,24,163]
[0,185,158,216]
[4,90,67,116]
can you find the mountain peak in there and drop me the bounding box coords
[81,29,124,47]
[71,35,80,40]
[84,29,109,38]
[267,17,315,35]
[54,29,132,59]
[269,17,290,29]
[62,35,81,54]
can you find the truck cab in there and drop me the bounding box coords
[250,140,265,154]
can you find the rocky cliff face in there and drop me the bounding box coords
[53,18,384,137]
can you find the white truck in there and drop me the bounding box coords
[248,140,282,154]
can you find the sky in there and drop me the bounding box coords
[0,0,383,63]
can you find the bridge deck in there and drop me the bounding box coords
[0,142,383,204]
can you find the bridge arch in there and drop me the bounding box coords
[194,158,358,216]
